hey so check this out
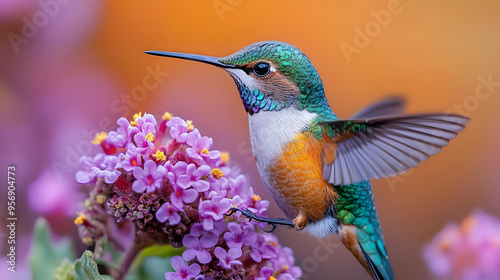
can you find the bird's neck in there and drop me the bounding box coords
[295,89,338,122]
[248,106,331,166]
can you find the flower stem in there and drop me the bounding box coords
[115,236,145,280]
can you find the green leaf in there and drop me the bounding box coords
[127,245,182,280]
[132,245,183,270]
[30,218,75,280]
[133,256,173,280]
[73,251,102,280]
[53,251,103,280]
[137,245,184,259]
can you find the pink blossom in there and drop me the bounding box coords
[132,160,166,193]
[182,233,218,264]
[165,256,200,280]
[423,210,500,280]
[75,113,302,279]
[214,247,242,269]
[198,196,231,231]
[155,202,181,226]
[223,222,257,249]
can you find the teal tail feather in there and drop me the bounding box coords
[334,181,394,280]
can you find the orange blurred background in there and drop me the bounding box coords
[1,1,500,279]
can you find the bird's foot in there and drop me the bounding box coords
[226,207,294,233]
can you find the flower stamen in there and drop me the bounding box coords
[186,120,194,131]
[220,152,230,164]
[96,194,106,205]
[212,168,223,179]
[152,150,166,162]
[145,132,156,142]
[91,132,107,145]
[162,111,174,120]
[130,112,142,126]
[74,212,87,225]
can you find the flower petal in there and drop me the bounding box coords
[228,248,242,259]
[193,180,209,192]
[169,212,181,225]
[182,234,199,248]
[200,233,218,248]
[132,180,146,193]
[182,189,199,203]
[155,203,170,223]
[182,249,197,262]
[186,263,201,277]
[170,256,186,272]
[196,249,212,264]
[214,247,226,260]
[177,174,192,189]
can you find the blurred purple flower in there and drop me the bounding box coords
[167,117,191,143]
[214,247,242,269]
[169,184,198,210]
[29,168,84,216]
[177,164,211,192]
[122,150,142,172]
[156,202,181,226]
[132,159,166,193]
[166,161,188,184]
[165,256,201,280]
[132,132,155,156]
[199,196,231,231]
[423,209,500,280]
[182,233,218,264]
[224,222,257,249]
[136,113,157,135]
[256,266,274,280]
[75,154,104,184]
[95,155,122,184]
[272,246,302,279]
[107,128,127,148]
[186,132,221,165]
[250,234,278,263]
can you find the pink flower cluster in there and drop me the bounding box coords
[423,210,500,280]
[75,112,302,280]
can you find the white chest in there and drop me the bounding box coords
[248,107,317,173]
[247,107,317,217]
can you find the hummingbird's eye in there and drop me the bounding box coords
[253,62,271,77]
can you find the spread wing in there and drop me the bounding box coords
[321,114,469,186]
[351,96,406,119]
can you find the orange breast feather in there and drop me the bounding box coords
[268,132,337,229]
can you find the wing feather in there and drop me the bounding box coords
[344,138,381,180]
[350,135,388,178]
[322,113,469,185]
[351,96,406,119]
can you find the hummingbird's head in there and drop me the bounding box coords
[145,41,327,115]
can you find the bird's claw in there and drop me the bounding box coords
[226,207,294,232]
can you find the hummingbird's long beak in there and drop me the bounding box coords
[144,51,236,68]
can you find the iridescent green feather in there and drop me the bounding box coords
[309,119,368,140]
[220,41,337,119]
[334,181,394,280]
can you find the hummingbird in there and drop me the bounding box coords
[145,41,469,280]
